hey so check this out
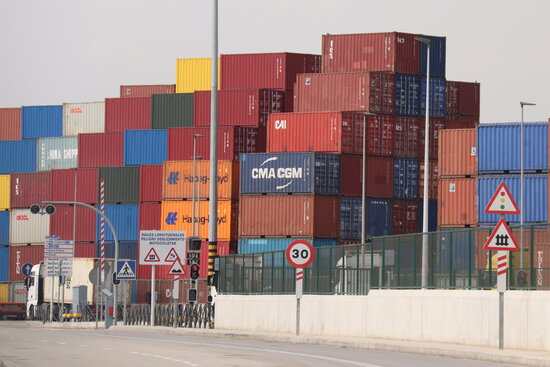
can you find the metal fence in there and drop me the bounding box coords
[218,223,550,294]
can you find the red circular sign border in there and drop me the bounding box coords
[285,240,315,268]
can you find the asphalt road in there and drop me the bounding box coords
[0,322,521,367]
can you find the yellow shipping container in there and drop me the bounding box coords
[176,58,221,93]
[0,283,8,303]
[161,200,237,241]
[0,175,10,210]
[163,160,239,200]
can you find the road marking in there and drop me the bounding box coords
[131,351,198,365]
[59,342,67,345]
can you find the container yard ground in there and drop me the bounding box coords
[19,321,550,367]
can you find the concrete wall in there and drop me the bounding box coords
[216,290,550,352]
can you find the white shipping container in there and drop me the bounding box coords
[9,209,50,244]
[63,101,105,136]
[37,136,78,171]
[9,281,27,303]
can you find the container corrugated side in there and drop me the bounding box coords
[367,199,392,237]
[51,168,99,204]
[365,157,394,198]
[459,82,480,116]
[124,129,167,166]
[62,101,105,136]
[394,117,420,158]
[392,200,419,235]
[37,136,78,171]
[98,167,140,204]
[393,158,419,199]
[0,282,7,302]
[439,128,477,177]
[340,196,361,239]
[21,105,62,139]
[419,161,439,201]
[176,58,220,93]
[120,84,176,98]
[151,93,194,129]
[9,209,50,244]
[95,204,139,242]
[97,242,137,261]
[0,175,10,210]
[140,165,163,203]
[437,178,477,226]
[419,119,445,161]
[0,108,21,140]
[8,245,44,281]
[0,212,9,245]
[420,77,446,118]
[394,74,420,116]
[478,123,548,173]
[340,155,361,196]
[10,171,52,209]
[445,115,479,129]
[0,140,37,174]
[50,205,96,242]
[419,35,446,78]
[0,246,8,282]
[78,133,123,168]
[238,238,337,254]
[105,97,151,132]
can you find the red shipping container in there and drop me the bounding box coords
[74,243,96,258]
[51,169,76,202]
[340,155,393,197]
[392,200,419,235]
[355,115,394,156]
[322,32,420,74]
[438,129,477,177]
[105,97,151,132]
[341,155,361,196]
[459,82,481,116]
[239,195,340,238]
[9,245,44,281]
[221,52,321,90]
[50,168,99,205]
[394,117,420,158]
[0,108,21,140]
[120,84,175,98]
[445,81,460,116]
[168,126,264,161]
[294,72,394,114]
[418,119,445,160]
[10,172,52,209]
[140,165,162,203]
[194,89,285,128]
[438,177,477,226]
[78,133,123,168]
[419,160,438,201]
[445,115,479,129]
[49,205,96,242]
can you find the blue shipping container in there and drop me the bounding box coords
[240,152,340,195]
[96,204,139,242]
[340,196,361,239]
[124,129,168,166]
[97,242,137,261]
[420,77,446,118]
[394,74,420,116]
[478,175,547,224]
[238,238,337,254]
[419,35,446,78]
[368,198,392,237]
[0,246,8,282]
[0,140,37,174]
[0,211,9,245]
[478,123,548,173]
[22,105,63,139]
[417,200,438,233]
[393,158,419,199]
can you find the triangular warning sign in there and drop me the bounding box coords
[118,261,136,278]
[165,248,179,262]
[144,248,160,262]
[484,218,520,251]
[168,259,185,275]
[485,182,520,214]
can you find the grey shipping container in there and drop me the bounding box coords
[151,93,194,129]
[62,101,105,136]
[37,136,78,171]
[98,167,140,204]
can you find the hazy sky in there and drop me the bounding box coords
[1,0,548,123]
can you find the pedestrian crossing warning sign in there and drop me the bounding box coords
[484,218,520,251]
[484,182,520,214]
[165,248,179,262]
[116,260,136,280]
[144,248,160,262]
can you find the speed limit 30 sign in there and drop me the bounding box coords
[286,240,315,268]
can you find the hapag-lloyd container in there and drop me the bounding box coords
[8,245,44,281]
[10,209,50,244]
[420,77,446,118]
[419,160,438,200]
[0,212,9,245]
[392,200,419,235]
[293,72,394,115]
[239,152,339,195]
[419,35,446,78]
[78,132,123,168]
[176,58,220,93]
[21,105,62,139]
[62,102,105,136]
[140,165,163,203]
[239,195,339,238]
[49,205,96,242]
[0,140,37,174]
[419,119,445,160]
[105,97,151,132]
[161,200,238,241]
[95,204,139,242]
[37,136,78,171]
[478,175,548,224]
[120,84,175,98]
[98,167,140,204]
[367,198,392,237]
[0,108,21,140]
[393,158,419,199]
[394,74,420,116]
[438,129,477,177]
[0,246,8,282]
[168,126,263,161]
[238,238,336,254]
[437,177,477,226]
[477,123,548,173]
[10,172,52,209]
[394,117,420,158]
[124,129,168,166]
[50,168,99,204]
[418,200,438,232]
[221,52,321,90]
[321,32,420,74]
[163,160,239,200]
[151,93,194,129]
[0,175,10,210]
[194,89,285,128]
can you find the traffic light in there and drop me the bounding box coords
[188,288,197,303]
[30,204,56,215]
[190,263,200,280]
[188,237,202,253]
[517,270,527,287]
[112,272,120,285]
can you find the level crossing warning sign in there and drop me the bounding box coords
[483,218,520,251]
[484,182,520,214]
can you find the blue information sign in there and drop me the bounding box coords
[116,260,136,280]
[22,263,33,277]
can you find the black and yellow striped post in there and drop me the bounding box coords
[208,241,217,285]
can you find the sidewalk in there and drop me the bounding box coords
[28,321,550,367]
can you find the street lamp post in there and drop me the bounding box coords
[361,112,377,247]
[192,134,204,237]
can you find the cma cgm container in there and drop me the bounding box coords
[367,199,392,237]
[438,177,477,227]
[221,52,321,91]
[0,108,21,140]
[37,136,78,171]
[120,84,175,98]
[10,209,50,244]
[240,152,340,195]
[0,211,9,245]
[477,123,548,173]
[419,35,446,78]
[50,205,96,242]
[21,105,62,139]
[168,127,263,161]
[0,140,36,174]
[161,200,238,241]
[394,74,420,116]
[239,195,339,238]
[321,32,420,74]
[294,72,394,114]
[0,246,8,282]
[439,129,477,177]
[176,58,220,93]
[393,158,419,199]
[124,129,168,166]
[151,93,194,129]
[8,245,44,281]
[419,161,438,201]
[420,77,446,118]
[163,160,239,200]
[98,167,140,204]
[105,97,151,132]
[78,132,123,168]
[0,175,10,210]
[445,81,481,116]
[238,238,337,254]
[62,101,105,136]
[50,168,98,205]
[194,89,285,128]
[392,200,419,235]
[394,117,420,158]
[96,204,139,242]
[478,175,548,224]
[140,165,163,203]
[10,172,52,209]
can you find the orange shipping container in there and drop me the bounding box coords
[438,177,477,226]
[161,200,238,241]
[162,161,239,200]
[438,129,477,177]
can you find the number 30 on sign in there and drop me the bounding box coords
[286,240,315,268]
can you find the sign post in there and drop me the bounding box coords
[285,240,315,336]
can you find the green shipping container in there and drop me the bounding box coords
[98,167,140,204]
[151,93,194,129]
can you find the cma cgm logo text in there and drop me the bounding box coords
[274,120,286,129]
[251,157,302,190]
[165,212,226,225]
